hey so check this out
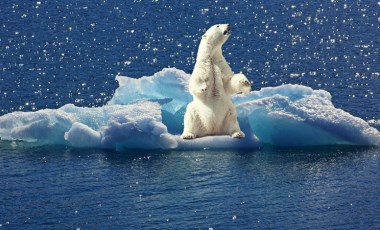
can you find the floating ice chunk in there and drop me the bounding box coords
[0,101,177,149]
[233,84,332,105]
[0,109,73,144]
[0,68,379,149]
[109,68,192,114]
[235,84,380,146]
[368,119,380,126]
[99,102,177,150]
[64,122,102,148]
[176,132,260,149]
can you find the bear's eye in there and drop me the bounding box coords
[217,25,219,28]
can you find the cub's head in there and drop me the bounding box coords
[202,24,231,47]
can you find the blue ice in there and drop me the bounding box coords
[0,68,379,149]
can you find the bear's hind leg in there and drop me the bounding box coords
[181,103,202,139]
[181,133,196,139]
[231,131,245,139]
[223,108,245,139]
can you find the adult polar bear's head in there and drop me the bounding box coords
[197,24,231,60]
[203,24,231,47]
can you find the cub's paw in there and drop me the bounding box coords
[181,133,196,139]
[231,131,245,139]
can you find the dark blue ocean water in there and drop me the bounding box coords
[1,143,380,229]
[1,0,379,229]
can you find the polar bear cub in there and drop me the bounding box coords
[181,24,251,139]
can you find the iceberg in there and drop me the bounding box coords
[0,68,379,150]
[235,85,380,146]
[109,68,192,115]
[0,102,177,150]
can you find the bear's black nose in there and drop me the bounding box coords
[224,24,231,35]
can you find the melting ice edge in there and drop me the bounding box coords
[1,68,379,150]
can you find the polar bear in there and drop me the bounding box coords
[181,24,251,139]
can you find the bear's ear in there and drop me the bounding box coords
[202,34,207,39]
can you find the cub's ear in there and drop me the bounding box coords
[202,34,207,38]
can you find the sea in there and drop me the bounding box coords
[0,0,379,229]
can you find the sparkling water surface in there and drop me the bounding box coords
[1,0,379,119]
[0,0,379,228]
[1,144,379,229]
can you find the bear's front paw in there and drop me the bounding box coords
[239,79,251,94]
[240,79,251,87]
[231,131,245,139]
[181,133,196,139]
[232,73,251,94]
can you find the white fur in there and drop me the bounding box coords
[181,24,251,139]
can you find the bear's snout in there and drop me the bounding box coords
[223,24,231,35]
